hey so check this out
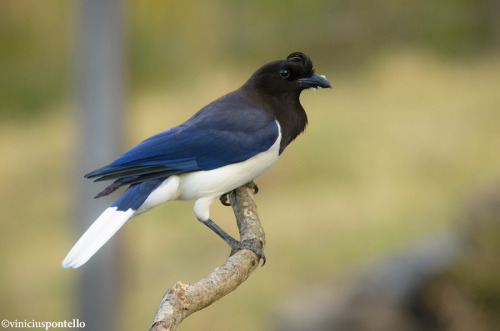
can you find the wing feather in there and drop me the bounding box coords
[86,93,279,197]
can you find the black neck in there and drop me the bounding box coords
[237,88,308,154]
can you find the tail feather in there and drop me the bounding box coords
[62,178,168,268]
[62,207,135,268]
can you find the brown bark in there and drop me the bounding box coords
[150,185,265,331]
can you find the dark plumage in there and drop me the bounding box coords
[63,52,331,268]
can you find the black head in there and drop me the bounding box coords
[239,52,330,154]
[242,52,331,97]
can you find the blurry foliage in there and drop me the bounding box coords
[2,2,500,330]
[127,0,500,87]
[1,52,498,330]
[0,1,71,118]
[415,190,500,331]
[1,0,499,117]
[448,189,500,326]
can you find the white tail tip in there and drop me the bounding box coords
[62,207,135,268]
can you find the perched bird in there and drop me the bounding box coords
[62,52,331,268]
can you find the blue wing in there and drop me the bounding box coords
[86,92,279,196]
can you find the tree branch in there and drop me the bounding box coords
[150,185,266,331]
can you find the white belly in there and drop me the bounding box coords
[178,129,281,200]
[138,124,281,213]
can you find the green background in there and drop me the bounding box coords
[1,1,499,330]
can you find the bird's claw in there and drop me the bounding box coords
[229,238,266,266]
[246,181,259,195]
[219,193,231,206]
[219,181,259,206]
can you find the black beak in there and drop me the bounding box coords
[297,73,332,89]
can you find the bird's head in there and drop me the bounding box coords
[243,52,331,97]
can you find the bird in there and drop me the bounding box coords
[62,52,331,268]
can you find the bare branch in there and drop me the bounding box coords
[150,185,266,331]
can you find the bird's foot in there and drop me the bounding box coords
[219,181,259,206]
[246,181,259,195]
[228,238,266,266]
[219,193,232,206]
[201,218,266,266]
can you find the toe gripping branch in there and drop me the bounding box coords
[230,238,266,266]
[219,181,259,206]
[212,182,266,265]
[203,218,266,266]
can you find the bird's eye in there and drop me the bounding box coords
[279,68,290,79]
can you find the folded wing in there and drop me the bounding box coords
[86,99,280,197]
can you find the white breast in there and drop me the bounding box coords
[178,123,282,201]
[138,122,281,215]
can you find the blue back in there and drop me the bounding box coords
[86,92,279,185]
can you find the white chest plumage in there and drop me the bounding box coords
[179,127,281,200]
[137,122,282,215]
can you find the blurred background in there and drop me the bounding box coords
[1,0,500,330]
